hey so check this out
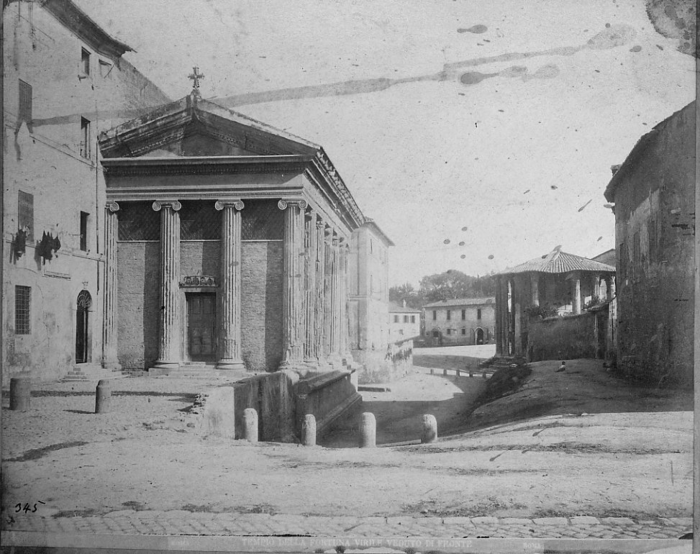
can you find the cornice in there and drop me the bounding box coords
[101,155,311,177]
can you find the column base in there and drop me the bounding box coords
[102,358,122,371]
[216,359,246,370]
[152,360,180,370]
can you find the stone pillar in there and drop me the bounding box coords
[329,232,341,361]
[530,273,539,307]
[102,201,121,370]
[314,218,326,363]
[495,276,505,356]
[152,200,181,370]
[606,275,615,300]
[304,209,317,365]
[339,239,351,359]
[278,198,307,368]
[323,225,334,360]
[215,199,245,370]
[573,273,582,315]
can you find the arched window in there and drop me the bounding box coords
[75,290,92,363]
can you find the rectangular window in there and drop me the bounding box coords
[80,211,89,251]
[19,80,32,123]
[461,328,466,335]
[394,315,399,323]
[403,315,409,323]
[18,190,34,242]
[80,117,91,158]
[410,315,415,323]
[461,309,465,320]
[477,309,482,320]
[447,310,451,321]
[432,310,436,321]
[81,48,91,75]
[15,286,31,334]
[446,329,452,335]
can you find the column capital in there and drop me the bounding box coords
[278,198,308,211]
[105,200,120,212]
[215,199,244,211]
[152,200,181,212]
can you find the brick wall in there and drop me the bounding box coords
[241,242,284,372]
[117,242,160,369]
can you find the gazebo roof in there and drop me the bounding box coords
[497,246,615,275]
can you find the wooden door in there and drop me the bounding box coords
[187,293,216,361]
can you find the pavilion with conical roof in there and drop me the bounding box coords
[493,246,615,358]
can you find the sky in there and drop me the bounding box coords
[76,0,695,286]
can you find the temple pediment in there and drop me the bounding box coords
[99,93,319,159]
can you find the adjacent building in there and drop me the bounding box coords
[604,101,695,387]
[494,247,615,358]
[388,301,421,341]
[423,297,495,346]
[3,0,169,381]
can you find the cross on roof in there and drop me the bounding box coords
[188,66,204,91]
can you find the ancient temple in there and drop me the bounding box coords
[98,88,367,375]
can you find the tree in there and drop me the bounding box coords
[389,282,424,309]
[419,270,496,303]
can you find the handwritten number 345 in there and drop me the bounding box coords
[15,503,40,513]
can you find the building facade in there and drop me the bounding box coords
[423,297,495,346]
[3,0,169,381]
[494,247,615,358]
[388,301,421,341]
[604,101,695,386]
[99,92,371,375]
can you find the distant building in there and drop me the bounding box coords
[3,0,170,382]
[423,297,495,346]
[604,101,695,387]
[388,301,421,341]
[494,247,615,358]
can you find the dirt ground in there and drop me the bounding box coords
[1,352,693,521]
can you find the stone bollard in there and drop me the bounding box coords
[302,414,316,447]
[359,412,376,448]
[455,369,461,379]
[443,369,448,376]
[482,371,487,379]
[430,368,434,375]
[469,370,474,378]
[95,379,112,414]
[244,408,259,443]
[10,377,32,411]
[421,414,438,443]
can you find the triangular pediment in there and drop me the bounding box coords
[99,94,320,159]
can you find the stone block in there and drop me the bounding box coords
[195,385,236,439]
[532,517,568,525]
[599,517,635,525]
[471,516,498,524]
[570,516,600,525]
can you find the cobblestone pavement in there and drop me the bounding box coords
[3,511,692,539]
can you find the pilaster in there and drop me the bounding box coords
[152,200,181,370]
[102,201,121,370]
[215,199,245,370]
[278,198,307,369]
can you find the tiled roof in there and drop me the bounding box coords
[497,247,615,275]
[423,297,495,309]
[389,302,421,313]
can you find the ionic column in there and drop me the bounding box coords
[323,226,334,360]
[340,240,351,358]
[304,210,318,365]
[314,218,326,363]
[530,274,540,307]
[102,201,121,370]
[278,198,307,368]
[329,232,342,361]
[609,275,616,298]
[573,272,582,315]
[152,200,181,369]
[215,199,245,370]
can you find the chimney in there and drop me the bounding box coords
[610,164,621,175]
[402,299,406,308]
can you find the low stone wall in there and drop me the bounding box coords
[353,338,414,384]
[527,313,596,361]
[294,369,362,439]
[192,368,362,442]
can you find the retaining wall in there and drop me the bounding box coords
[527,313,597,361]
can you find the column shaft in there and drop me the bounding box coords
[573,274,582,315]
[530,274,540,307]
[102,201,120,369]
[330,233,341,360]
[216,200,245,370]
[279,199,307,368]
[314,219,326,363]
[153,201,181,369]
[339,240,350,359]
[304,210,317,364]
[323,227,333,359]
